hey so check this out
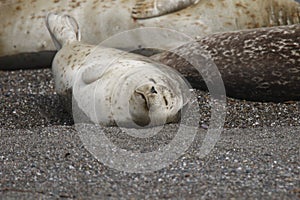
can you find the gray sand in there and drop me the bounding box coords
[0,69,299,199]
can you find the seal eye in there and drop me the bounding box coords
[163,96,168,106]
[150,86,157,94]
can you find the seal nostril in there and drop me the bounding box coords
[151,86,157,94]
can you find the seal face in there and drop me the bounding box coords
[46,13,191,127]
[129,83,181,126]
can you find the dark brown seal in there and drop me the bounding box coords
[153,24,300,102]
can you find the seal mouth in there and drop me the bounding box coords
[134,91,150,111]
[130,90,151,127]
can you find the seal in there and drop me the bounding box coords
[153,24,300,102]
[46,13,191,127]
[0,0,299,69]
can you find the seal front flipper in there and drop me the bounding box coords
[132,0,199,19]
[46,13,81,50]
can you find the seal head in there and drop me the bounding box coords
[129,83,183,127]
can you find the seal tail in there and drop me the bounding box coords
[46,13,81,50]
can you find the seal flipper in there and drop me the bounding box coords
[132,0,199,19]
[46,13,81,50]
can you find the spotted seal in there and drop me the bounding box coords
[46,13,191,127]
[153,24,300,102]
[0,0,299,69]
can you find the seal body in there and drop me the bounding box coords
[0,0,299,69]
[47,13,190,127]
[154,24,300,102]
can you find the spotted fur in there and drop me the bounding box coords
[47,13,190,127]
[0,0,299,69]
[154,24,300,102]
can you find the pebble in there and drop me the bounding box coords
[0,69,299,199]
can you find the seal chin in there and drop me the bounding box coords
[129,83,182,127]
